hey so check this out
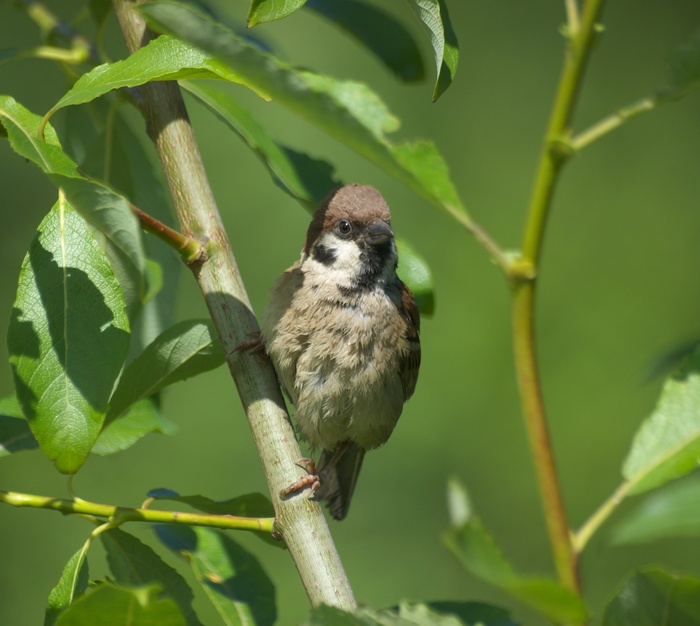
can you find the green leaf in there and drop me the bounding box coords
[72,103,181,347]
[0,96,147,316]
[89,0,113,26]
[426,602,517,626]
[155,525,276,626]
[248,0,307,26]
[391,140,463,214]
[106,320,224,424]
[602,568,700,626]
[93,399,178,456]
[8,200,130,474]
[56,582,186,626]
[622,344,700,495]
[183,81,340,209]
[45,546,90,626]
[108,119,183,344]
[0,96,80,177]
[47,35,262,119]
[139,1,467,220]
[611,475,700,544]
[443,479,587,624]
[397,238,434,316]
[405,0,459,101]
[667,27,700,95]
[390,602,489,625]
[0,395,38,457]
[101,528,202,626]
[305,0,424,82]
[147,490,282,549]
[56,176,146,319]
[306,602,516,626]
[305,605,368,625]
[147,490,275,517]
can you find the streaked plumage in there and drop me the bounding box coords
[262,184,420,519]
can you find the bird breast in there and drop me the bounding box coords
[262,263,409,451]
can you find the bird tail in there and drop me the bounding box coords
[316,442,365,521]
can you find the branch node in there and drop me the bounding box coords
[549,134,576,162]
[504,251,537,282]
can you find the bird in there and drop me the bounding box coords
[261,184,421,520]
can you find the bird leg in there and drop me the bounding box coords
[280,458,320,497]
[279,442,354,499]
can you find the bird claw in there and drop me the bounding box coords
[231,332,268,366]
[232,331,265,354]
[280,458,320,498]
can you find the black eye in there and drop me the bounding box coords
[337,220,353,237]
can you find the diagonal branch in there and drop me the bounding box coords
[111,0,356,611]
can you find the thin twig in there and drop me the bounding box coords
[572,481,632,554]
[571,95,658,151]
[572,83,700,152]
[0,489,275,534]
[16,0,98,65]
[129,203,204,264]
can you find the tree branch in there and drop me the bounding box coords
[111,0,356,611]
[0,490,275,534]
[130,202,204,264]
[572,481,632,554]
[511,0,606,604]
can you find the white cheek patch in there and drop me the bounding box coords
[306,234,363,287]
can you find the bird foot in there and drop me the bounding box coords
[231,333,268,367]
[232,331,265,354]
[280,458,320,498]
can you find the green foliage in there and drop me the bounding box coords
[93,399,178,456]
[105,320,225,424]
[45,546,90,626]
[0,396,178,458]
[601,569,700,626]
[147,489,282,549]
[155,525,277,625]
[138,1,467,220]
[55,583,186,626]
[101,528,202,626]
[405,0,458,101]
[47,36,251,113]
[8,200,130,473]
[0,96,147,317]
[611,475,700,544]
[443,480,587,624]
[0,395,36,457]
[147,489,276,518]
[182,81,340,210]
[304,0,425,82]
[247,0,307,26]
[396,239,434,316]
[622,343,700,494]
[305,602,516,625]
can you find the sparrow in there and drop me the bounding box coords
[261,184,421,520]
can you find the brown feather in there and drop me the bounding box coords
[262,184,421,520]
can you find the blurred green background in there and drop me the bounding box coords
[2,1,700,624]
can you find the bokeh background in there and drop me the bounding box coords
[2,1,700,624]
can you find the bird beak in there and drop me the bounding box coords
[364,219,394,246]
